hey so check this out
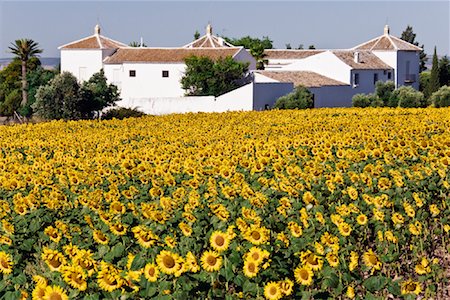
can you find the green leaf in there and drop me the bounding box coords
[4,291,21,300]
[242,280,257,294]
[11,273,27,285]
[111,242,125,258]
[29,218,41,233]
[18,238,35,252]
[141,286,157,297]
[322,271,339,289]
[387,280,401,296]
[363,276,387,292]
[83,294,100,300]
[131,252,146,270]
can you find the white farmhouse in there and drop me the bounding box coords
[256,25,422,107]
[59,24,421,113]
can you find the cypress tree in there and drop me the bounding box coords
[426,47,440,98]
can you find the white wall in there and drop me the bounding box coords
[105,63,187,100]
[115,83,254,115]
[373,51,398,87]
[350,69,391,95]
[282,51,352,84]
[396,51,420,90]
[233,48,257,70]
[61,50,103,82]
[253,82,294,110]
[309,86,354,108]
[253,73,279,83]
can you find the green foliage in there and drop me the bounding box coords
[391,86,426,108]
[400,25,427,72]
[181,56,249,97]
[129,41,147,47]
[352,93,373,108]
[224,36,272,70]
[79,69,120,118]
[0,89,21,116]
[101,107,145,120]
[430,85,450,107]
[375,81,395,106]
[20,67,57,117]
[438,56,450,87]
[33,70,120,120]
[274,86,314,109]
[0,57,44,116]
[419,71,430,93]
[33,72,82,120]
[194,30,200,40]
[426,47,440,98]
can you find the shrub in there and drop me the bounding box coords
[375,81,395,106]
[352,93,372,108]
[274,86,314,109]
[391,86,426,108]
[430,85,450,107]
[101,107,145,120]
[0,89,21,116]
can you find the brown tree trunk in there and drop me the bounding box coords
[21,60,28,107]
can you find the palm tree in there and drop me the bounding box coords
[8,39,43,107]
[250,44,268,70]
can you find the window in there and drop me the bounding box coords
[353,73,359,87]
[387,71,392,80]
[129,70,136,77]
[373,73,378,85]
[162,70,169,78]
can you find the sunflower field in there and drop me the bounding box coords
[0,108,449,300]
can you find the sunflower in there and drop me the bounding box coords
[210,231,231,252]
[401,280,422,295]
[144,263,159,282]
[178,222,193,237]
[346,286,355,299]
[245,247,269,265]
[185,251,200,273]
[41,248,67,272]
[201,250,222,272]
[415,257,431,275]
[338,222,352,237]
[44,226,61,243]
[42,285,69,300]
[61,264,87,291]
[93,230,109,245]
[32,283,47,300]
[391,212,404,225]
[356,214,368,225]
[347,186,358,200]
[243,259,259,278]
[243,225,270,245]
[0,251,13,274]
[264,282,282,300]
[326,252,339,268]
[348,251,359,272]
[294,265,314,286]
[301,250,323,271]
[156,250,183,275]
[109,223,127,236]
[279,278,294,296]
[362,249,382,274]
[97,262,124,292]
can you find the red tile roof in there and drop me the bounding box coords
[264,50,324,59]
[332,51,393,70]
[103,48,242,64]
[354,34,422,51]
[59,35,127,50]
[257,71,349,88]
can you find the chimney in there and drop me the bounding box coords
[206,23,212,36]
[95,24,101,35]
[354,51,360,63]
[140,37,144,47]
[384,24,390,35]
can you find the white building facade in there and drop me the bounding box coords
[59,24,422,112]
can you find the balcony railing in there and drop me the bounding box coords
[404,74,416,83]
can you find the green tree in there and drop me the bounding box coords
[181,56,249,97]
[438,56,450,87]
[79,69,120,119]
[274,86,314,109]
[8,39,43,108]
[390,86,426,108]
[224,36,272,70]
[400,25,427,72]
[33,72,82,120]
[0,57,42,116]
[426,47,440,98]
[352,93,373,108]
[419,71,430,93]
[308,45,316,50]
[194,30,201,40]
[430,85,450,108]
[285,43,292,49]
[375,81,395,106]
[20,66,57,116]
[128,41,147,47]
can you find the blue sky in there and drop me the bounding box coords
[0,1,449,58]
